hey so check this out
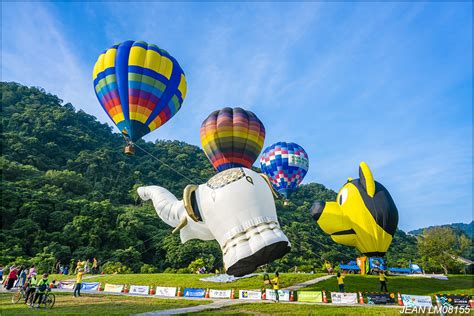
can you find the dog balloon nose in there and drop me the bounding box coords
[310,201,326,221]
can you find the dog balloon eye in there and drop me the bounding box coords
[338,188,348,205]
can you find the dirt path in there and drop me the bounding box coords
[283,274,334,291]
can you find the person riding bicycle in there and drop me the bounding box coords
[32,273,49,308]
[24,272,37,304]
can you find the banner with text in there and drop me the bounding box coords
[155,287,177,297]
[367,293,395,305]
[58,281,75,290]
[239,290,262,300]
[402,294,433,307]
[81,282,100,292]
[297,291,323,303]
[209,289,231,299]
[265,289,290,301]
[331,292,358,304]
[183,288,206,298]
[129,285,150,295]
[436,294,471,307]
[104,283,124,293]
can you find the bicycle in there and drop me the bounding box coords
[11,287,26,304]
[40,288,56,309]
[29,288,56,309]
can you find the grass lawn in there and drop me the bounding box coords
[0,292,208,315]
[301,274,474,296]
[186,302,402,315]
[83,273,321,292]
[48,274,77,282]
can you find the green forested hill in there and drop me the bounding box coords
[409,222,474,238]
[0,82,418,273]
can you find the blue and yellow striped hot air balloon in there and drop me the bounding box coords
[93,40,187,153]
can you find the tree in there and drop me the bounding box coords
[418,227,467,274]
[0,82,422,273]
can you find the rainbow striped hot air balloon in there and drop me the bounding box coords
[92,40,187,146]
[200,107,265,172]
[260,142,309,198]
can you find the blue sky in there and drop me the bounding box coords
[1,2,472,231]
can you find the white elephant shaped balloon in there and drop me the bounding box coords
[138,167,291,276]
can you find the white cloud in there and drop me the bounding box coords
[1,2,472,231]
[1,2,110,124]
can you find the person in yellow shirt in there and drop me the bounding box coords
[336,272,345,292]
[325,260,333,274]
[379,270,388,292]
[74,269,84,297]
[24,272,37,304]
[271,272,280,303]
[92,258,98,274]
[75,260,83,274]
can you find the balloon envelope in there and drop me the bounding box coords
[93,40,187,142]
[200,107,265,172]
[260,142,309,198]
[310,162,399,256]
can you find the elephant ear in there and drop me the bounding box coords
[359,162,375,198]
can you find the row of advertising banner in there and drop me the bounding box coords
[58,281,100,291]
[435,294,471,307]
[56,282,471,308]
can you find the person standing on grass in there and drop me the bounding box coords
[270,272,280,303]
[28,265,36,279]
[325,260,333,274]
[21,267,27,286]
[92,258,98,274]
[74,268,84,297]
[16,266,27,288]
[24,272,37,305]
[75,260,81,274]
[379,270,388,292]
[5,266,18,290]
[337,272,345,292]
[85,259,90,273]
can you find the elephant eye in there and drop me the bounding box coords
[338,188,348,206]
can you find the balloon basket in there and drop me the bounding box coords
[124,144,135,155]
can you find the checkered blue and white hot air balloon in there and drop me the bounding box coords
[260,142,309,198]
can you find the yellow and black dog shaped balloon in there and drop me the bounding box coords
[310,162,398,256]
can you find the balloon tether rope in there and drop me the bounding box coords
[134,142,202,183]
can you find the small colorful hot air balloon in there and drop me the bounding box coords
[92,40,187,154]
[260,142,309,198]
[200,107,265,172]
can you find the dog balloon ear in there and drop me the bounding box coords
[359,162,375,197]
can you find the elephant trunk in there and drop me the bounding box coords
[137,186,185,228]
